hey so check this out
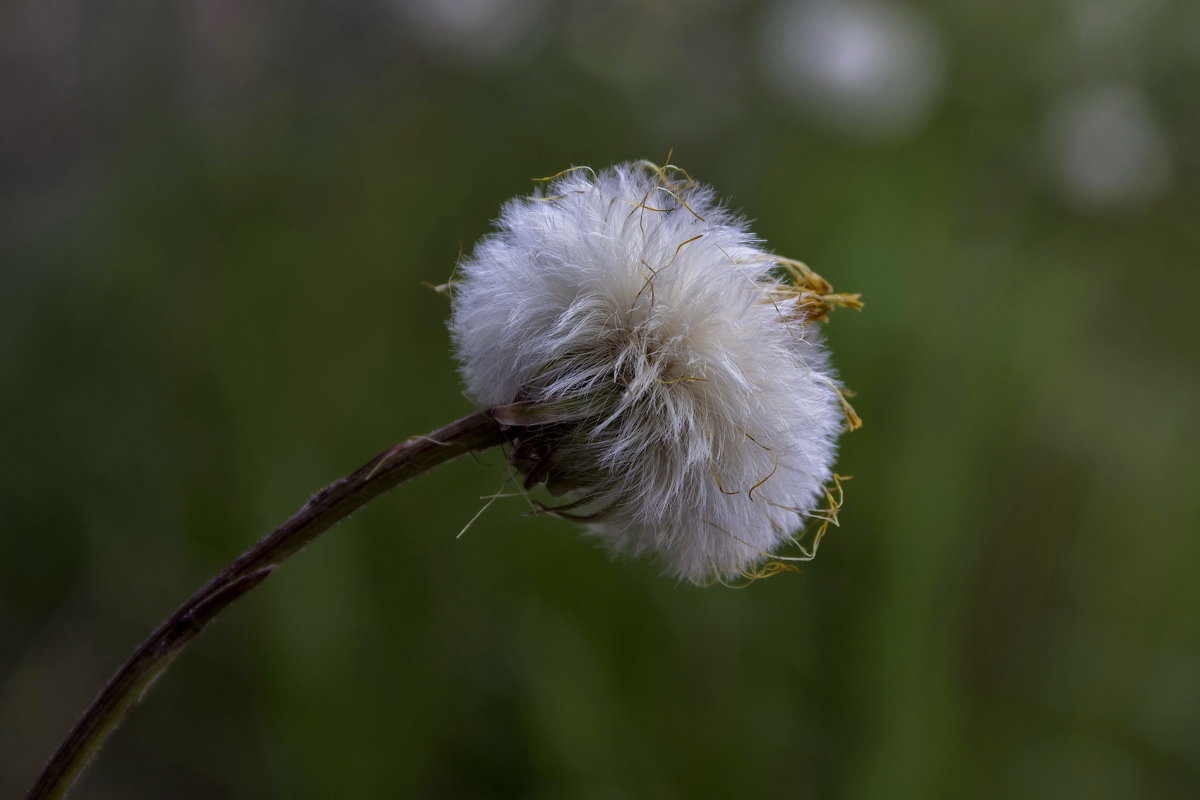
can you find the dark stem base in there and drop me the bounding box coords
[27,411,506,800]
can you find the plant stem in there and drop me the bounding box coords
[27,411,507,800]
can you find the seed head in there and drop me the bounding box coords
[451,162,859,583]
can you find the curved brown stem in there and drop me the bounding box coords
[27,411,507,800]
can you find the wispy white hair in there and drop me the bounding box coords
[451,162,849,583]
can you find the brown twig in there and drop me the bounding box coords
[27,411,507,800]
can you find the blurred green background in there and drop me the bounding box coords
[3,1,1199,797]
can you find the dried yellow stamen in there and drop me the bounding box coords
[770,257,864,324]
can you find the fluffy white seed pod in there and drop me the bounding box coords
[451,162,854,583]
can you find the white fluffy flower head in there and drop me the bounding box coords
[451,162,860,583]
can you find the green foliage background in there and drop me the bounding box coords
[3,2,1198,797]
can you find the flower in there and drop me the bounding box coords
[450,161,860,583]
